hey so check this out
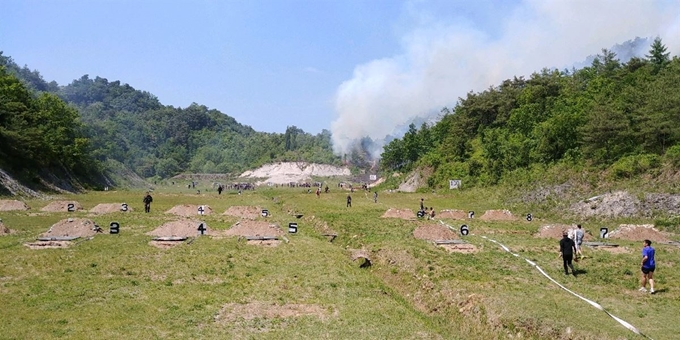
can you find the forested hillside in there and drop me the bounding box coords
[0,52,339,186]
[381,38,680,189]
[0,64,100,193]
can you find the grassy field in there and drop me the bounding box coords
[1,183,678,339]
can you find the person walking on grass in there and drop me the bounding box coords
[143,192,153,213]
[559,231,577,276]
[373,191,378,203]
[574,224,584,260]
[640,239,656,294]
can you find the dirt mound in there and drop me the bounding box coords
[240,162,350,185]
[439,209,468,220]
[479,210,517,221]
[147,219,209,238]
[215,301,331,325]
[223,206,262,219]
[413,223,459,241]
[41,218,99,238]
[381,208,415,220]
[0,200,30,211]
[535,224,594,241]
[166,204,213,217]
[89,203,133,214]
[609,224,669,242]
[223,220,283,237]
[40,201,82,212]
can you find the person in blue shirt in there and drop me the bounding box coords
[639,239,656,294]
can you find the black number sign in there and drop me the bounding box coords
[288,222,298,234]
[261,209,269,217]
[67,203,75,212]
[121,203,128,212]
[468,211,475,219]
[197,223,206,235]
[417,210,426,218]
[600,227,608,239]
[526,213,532,222]
[110,221,120,234]
[460,224,469,236]
[198,206,205,215]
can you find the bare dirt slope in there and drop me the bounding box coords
[0,169,47,198]
[569,190,680,218]
[239,162,350,185]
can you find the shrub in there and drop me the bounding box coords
[664,145,680,167]
[609,154,660,179]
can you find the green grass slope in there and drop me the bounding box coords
[0,185,677,339]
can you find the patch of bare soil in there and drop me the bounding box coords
[41,218,99,238]
[223,220,283,237]
[535,225,593,241]
[0,200,30,211]
[1,221,14,235]
[608,224,669,242]
[440,243,478,253]
[413,223,459,241]
[381,208,415,220]
[89,203,133,214]
[166,204,212,217]
[215,301,332,326]
[479,210,517,221]
[24,241,72,249]
[148,240,184,249]
[596,246,631,254]
[438,209,468,220]
[246,239,282,247]
[374,248,419,273]
[223,206,262,219]
[40,200,82,212]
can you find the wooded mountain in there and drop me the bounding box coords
[381,38,680,188]
[2,37,679,194]
[1,52,340,191]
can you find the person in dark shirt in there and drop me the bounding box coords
[143,192,153,213]
[640,239,656,293]
[559,231,576,276]
[346,194,352,207]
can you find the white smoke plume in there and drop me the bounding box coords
[330,0,680,158]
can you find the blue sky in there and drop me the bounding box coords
[2,0,679,155]
[1,0,516,133]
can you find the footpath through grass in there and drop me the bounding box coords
[0,185,678,339]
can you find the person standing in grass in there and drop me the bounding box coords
[574,224,584,259]
[346,194,352,207]
[143,192,153,213]
[559,231,576,276]
[373,191,378,203]
[640,239,656,294]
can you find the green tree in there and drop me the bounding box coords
[646,37,670,73]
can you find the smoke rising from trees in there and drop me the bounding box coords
[330,0,680,159]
